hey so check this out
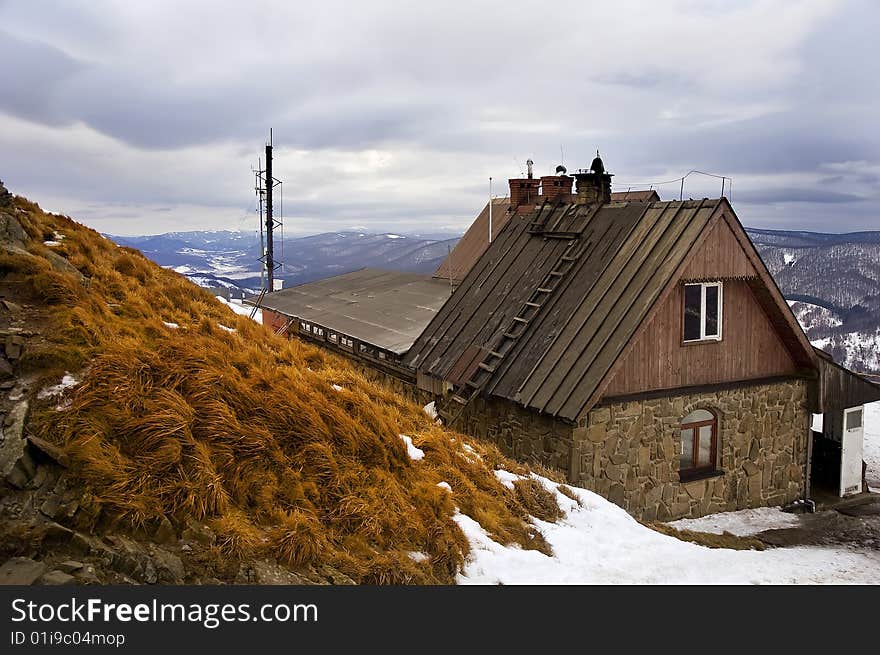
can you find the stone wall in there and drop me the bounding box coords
[446,395,575,474]
[572,380,811,521]
[446,379,810,522]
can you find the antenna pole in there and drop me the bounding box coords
[488,177,493,244]
[680,176,684,201]
[447,244,454,291]
[265,137,274,292]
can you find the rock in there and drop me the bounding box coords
[152,515,176,545]
[0,355,12,379]
[74,564,101,585]
[43,521,75,542]
[40,570,76,586]
[181,518,215,546]
[1,299,22,313]
[27,436,69,467]
[237,560,316,585]
[0,399,29,478]
[0,557,47,585]
[142,559,158,584]
[57,560,84,574]
[149,548,185,584]
[4,335,24,360]
[313,565,356,585]
[742,461,759,477]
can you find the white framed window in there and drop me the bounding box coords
[300,322,311,333]
[329,332,338,343]
[683,282,722,342]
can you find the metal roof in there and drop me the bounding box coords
[256,269,452,354]
[433,192,659,285]
[433,197,512,284]
[813,348,880,412]
[407,198,737,421]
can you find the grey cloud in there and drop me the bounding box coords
[0,30,82,124]
[734,188,865,205]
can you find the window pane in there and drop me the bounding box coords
[683,285,702,341]
[683,409,714,424]
[705,285,719,337]
[680,428,694,469]
[698,425,713,466]
[846,409,862,430]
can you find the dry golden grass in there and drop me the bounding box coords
[647,522,766,551]
[10,196,565,584]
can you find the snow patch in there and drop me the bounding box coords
[37,373,79,399]
[863,401,880,489]
[331,384,344,392]
[407,551,429,563]
[669,507,801,537]
[217,324,236,333]
[399,434,425,461]
[43,240,62,247]
[456,472,880,584]
[493,469,525,490]
[215,296,263,325]
[423,401,438,419]
[436,481,452,492]
[162,321,179,329]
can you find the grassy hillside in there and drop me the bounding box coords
[2,193,557,584]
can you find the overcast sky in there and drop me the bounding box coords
[0,0,877,236]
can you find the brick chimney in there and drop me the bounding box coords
[540,165,573,202]
[509,158,540,209]
[573,151,612,205]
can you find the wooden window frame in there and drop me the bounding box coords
[679,413,718,482]
[682,281,723,344]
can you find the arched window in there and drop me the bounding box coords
[679,409,717,480]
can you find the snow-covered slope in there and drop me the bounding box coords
[456,473,880,584]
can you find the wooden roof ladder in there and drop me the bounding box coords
[439,236,585,425]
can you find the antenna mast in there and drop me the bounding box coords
[254,129,283,292]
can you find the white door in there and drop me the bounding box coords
[840,406,865,497]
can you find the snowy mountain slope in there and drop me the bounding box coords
[747,228,880,373]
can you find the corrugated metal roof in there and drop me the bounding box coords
[257,269,451,354]
[610,190,661,202]
[406,198,728,421]
[432,192,659,285]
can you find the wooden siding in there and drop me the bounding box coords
[680,216,755,280]
[603,217,800,397]
[603,281,799,396]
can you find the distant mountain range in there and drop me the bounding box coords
[745,228,880,373]
[109,226,879,373]
[109,230,459,293]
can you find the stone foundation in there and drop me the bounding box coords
[448,379,811,521]
[448,396,575,474]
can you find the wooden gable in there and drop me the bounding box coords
[599,208,811,400]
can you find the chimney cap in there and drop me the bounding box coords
[555,164,567,175]
[590,150,605,175]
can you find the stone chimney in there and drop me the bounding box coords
[540,165,573,202]
[573,151,612,205]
